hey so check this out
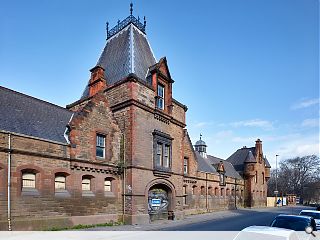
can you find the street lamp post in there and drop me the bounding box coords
[275,154,279,206]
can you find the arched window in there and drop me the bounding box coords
[55,175,66,190]
[200,186,205,196]
[208,186,213,196]
[82,176,92,191]
[214,187,219,196]
[262,172,265,184]
[104,179,112,192]
[220,188,224,197]
[192,185,197,195]
[22,172,36,188]
[21,169,40,195]
[183,185,187,205]
[226,188,230,196]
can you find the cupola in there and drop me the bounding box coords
[195,134,207,158]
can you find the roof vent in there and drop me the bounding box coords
[243,146,247,149]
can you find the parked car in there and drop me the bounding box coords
[233,226,300,240]
[299,210,320,230]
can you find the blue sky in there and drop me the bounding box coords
[0,0,319,168]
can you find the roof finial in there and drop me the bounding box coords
[130,2,133,15]
[143,16,146,28]
[200,133,202,140]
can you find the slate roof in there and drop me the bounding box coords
[195,152,217,174]
[226,147,272,171]
[0,86,73,143]
[195,152,243,180]
[206,155,243,179]
[82,23,156,98]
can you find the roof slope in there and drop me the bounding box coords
[195,152,217,174]
[226,147,272,170]
[207,155,243,179]
[0,86,73,143]
[82,23,156,98]
[226,147,255,172]
[195,152,243,180]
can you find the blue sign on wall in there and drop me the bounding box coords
[151,199,161,207]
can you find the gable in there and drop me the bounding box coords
[69,93,121,164]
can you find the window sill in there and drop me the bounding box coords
[104,191,115,198]
[96,156,105,160]
[21,188,40,196]
[82,190,95,197]
[55,189,71,198]
[153,169,172,178]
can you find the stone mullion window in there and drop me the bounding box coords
[153,130,173,171]
[156,142,163,167]
[163,145,170,168]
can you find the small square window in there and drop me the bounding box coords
[96,134,105,158]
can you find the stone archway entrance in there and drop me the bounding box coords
[148,184,172,221]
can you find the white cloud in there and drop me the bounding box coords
[193,121,214,128]
[265,134,319,168]
[291,98,319,110]
[230,119,273,130]
[301,118,319,128]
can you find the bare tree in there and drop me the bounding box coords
[268,155,320,203]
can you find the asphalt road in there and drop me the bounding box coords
[161,205,315,231]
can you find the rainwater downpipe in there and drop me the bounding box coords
[122,133,126,224]
[205,173,208,212]
[7,133,12,231]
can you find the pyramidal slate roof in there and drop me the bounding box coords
[82,15,156,98]
[226,147,255,172]
[0,86,73,143]
[226,147,272,171]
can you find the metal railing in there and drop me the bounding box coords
[107,15,146,40]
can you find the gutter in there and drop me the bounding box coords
[7,133,12,231]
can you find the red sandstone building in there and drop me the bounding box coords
[0,6,271,230]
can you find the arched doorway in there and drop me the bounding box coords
[148,184,172,221]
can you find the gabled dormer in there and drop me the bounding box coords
[149,57,174,114]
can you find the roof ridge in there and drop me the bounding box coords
[0,86,71,112]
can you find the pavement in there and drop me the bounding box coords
[85,206,301,231]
